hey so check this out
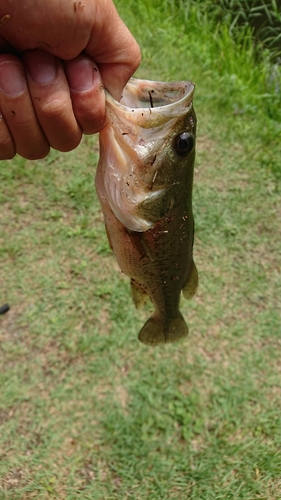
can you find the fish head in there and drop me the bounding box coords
[97,78,196,231]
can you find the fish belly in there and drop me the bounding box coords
[96,166,197,345]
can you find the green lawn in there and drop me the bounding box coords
[0,1,281,498]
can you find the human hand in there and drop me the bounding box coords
[0,0,141,159]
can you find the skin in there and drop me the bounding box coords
[0,0,141,160]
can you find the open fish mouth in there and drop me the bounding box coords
[108,78,195,126]
[98,79,195,232]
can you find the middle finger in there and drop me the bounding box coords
[23,49,82,152]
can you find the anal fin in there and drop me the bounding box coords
[130,279,148,309]
[182,261,198,300]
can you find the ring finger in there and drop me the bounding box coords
[0,54,50,159]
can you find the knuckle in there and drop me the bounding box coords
[75,103,106,135]
[38,96,82,152]
[130,44,142,73]
[56,134,81,152]
[24,145,50,160]
[0,150,15,160]
[40,97,69,122]
[81,115,106,135]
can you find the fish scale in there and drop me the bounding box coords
[96,78,198,346]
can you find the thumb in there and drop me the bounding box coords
[85,2,141,99]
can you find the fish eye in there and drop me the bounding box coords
[173,132,194,156]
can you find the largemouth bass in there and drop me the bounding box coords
[96,78,198,346]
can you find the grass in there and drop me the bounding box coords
[0,1,281,498]
[204,0,281,58]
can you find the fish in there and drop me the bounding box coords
[95,78,198,346]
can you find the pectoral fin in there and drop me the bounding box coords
[130,279,148,309]
[138,188,175,224]
[182,261,198,299]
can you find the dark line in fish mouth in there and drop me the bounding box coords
[151,156,157,167]
[148,91,154,108]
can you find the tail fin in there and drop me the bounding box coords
[138,312,188,346]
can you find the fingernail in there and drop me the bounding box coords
[65,59,98,92]
[0,61,25,96]
[25,50,57,84]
